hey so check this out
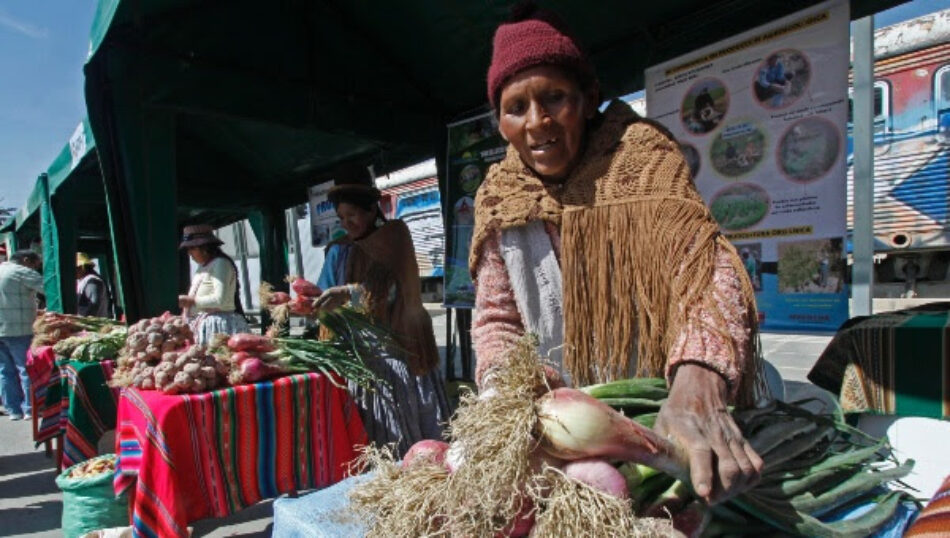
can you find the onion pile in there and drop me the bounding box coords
[121,313,192,364]
[112,313,228,393]
[350,336,914,538]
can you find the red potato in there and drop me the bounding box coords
[268,291,292,306]
[231,357,288,384]
[227,333,276,353]
[672,501,710,538]
[289,295,315,316]
[496,499,535,538]
[290,276,322,298]
[401,440,450,469]
[562,458,630,499]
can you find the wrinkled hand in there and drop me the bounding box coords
[314,285,351,311]
[654,364,762,505]
[177,295,195,308]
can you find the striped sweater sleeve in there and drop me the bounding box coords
[666,243,752,401]
[471,230,526,388]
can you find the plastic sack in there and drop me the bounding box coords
[79,527,132,538]
[56,455,129,538]
[272,474,372,537]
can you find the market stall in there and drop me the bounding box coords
[27,313,125,468]
[70,1,937,537]
[114,372,365,538]
[40,359,118,470]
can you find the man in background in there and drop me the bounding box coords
[0,251,43,420]
[76,252,111,318]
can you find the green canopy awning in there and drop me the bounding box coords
[83,0,905,319]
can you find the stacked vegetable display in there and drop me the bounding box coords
[111,313,229,394]
[31,313,122,350]
[215,307,386,389]
[52,327,127,362]
[111,309,385,394]
[349,337,914,538]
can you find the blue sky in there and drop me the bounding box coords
[0,1,947,213]
[0,1,95,211]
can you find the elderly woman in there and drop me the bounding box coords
[471,6,765,505]
[315,183,449,457]
[177,224,248,345]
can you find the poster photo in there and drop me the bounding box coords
[645,0,849,332]
[308,183,344,248]
[443,113,507,308]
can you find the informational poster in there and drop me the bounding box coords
[308,183,344,247]
[645,0,849,332]
[443,113,507,308]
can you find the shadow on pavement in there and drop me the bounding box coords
[0,450,58,476]
[0,500,62,535]
[0,467,60,499]
[190,498,274,537]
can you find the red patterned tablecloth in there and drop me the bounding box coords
[27,346,119,469]
[114,373,367,538]
[26,346,61,444]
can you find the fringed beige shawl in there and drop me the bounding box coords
[341,220,440,376]
[471,101,760,405]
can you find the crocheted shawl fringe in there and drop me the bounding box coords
[471,100,762,406]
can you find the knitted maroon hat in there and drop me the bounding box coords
[486,5,595,108]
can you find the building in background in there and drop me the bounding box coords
[377,159,446,302]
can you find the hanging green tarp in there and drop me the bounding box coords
[83,0,906,319]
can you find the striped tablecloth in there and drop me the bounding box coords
[33,358,118,469]
[809,302,950,419]
[114,373,367,538]
[27,347,119,469]
[58,360,118,468]
[26,346,62,444]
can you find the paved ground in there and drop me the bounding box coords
[0,308,834,537]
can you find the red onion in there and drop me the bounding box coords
[535,388,688,483]
[562,458,630,499]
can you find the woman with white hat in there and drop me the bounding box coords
[177,224,248,345]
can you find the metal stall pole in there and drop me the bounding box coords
[852,16,875,316]
[233,221,254,313]
[286,208,305,278]
[445,308,455,381]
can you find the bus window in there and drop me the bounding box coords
[935,65,950,137]
[847,82,889,135]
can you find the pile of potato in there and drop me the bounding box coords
[113,313,228,394]
[120,315,192,366]
[68,455,116,479]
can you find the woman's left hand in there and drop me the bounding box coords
[314,286,351,311]
[654,364,763,505]
[177,295,195,308]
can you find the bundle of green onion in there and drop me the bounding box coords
[583,378,916,537]
[222,307,392,390]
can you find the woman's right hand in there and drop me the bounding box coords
[177,295,195,308]
[314,285,352,311]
